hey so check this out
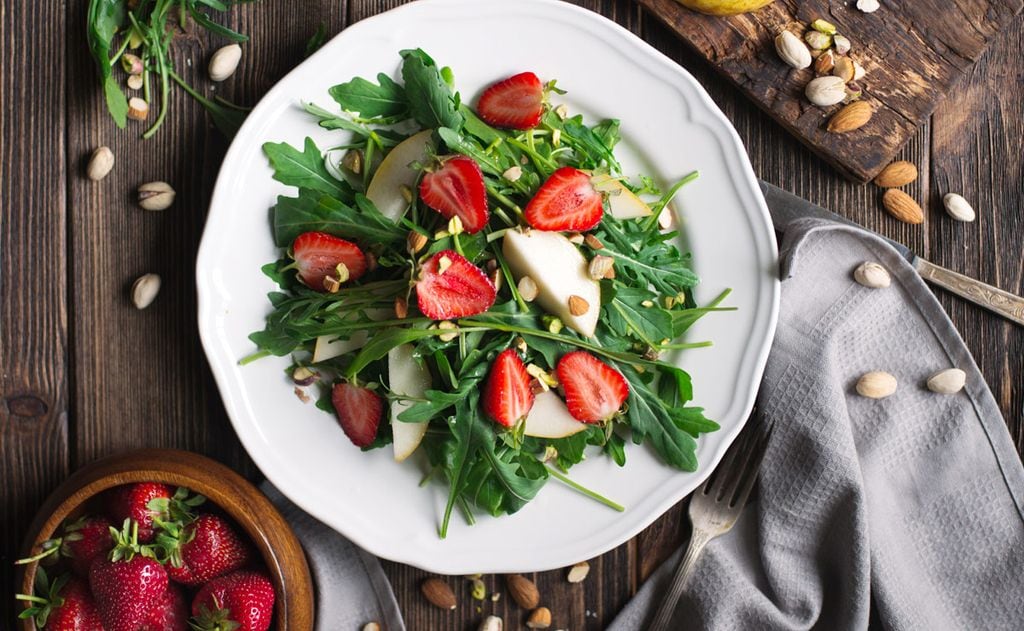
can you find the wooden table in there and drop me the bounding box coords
[2,1,1021,628]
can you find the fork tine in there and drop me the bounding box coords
[702,431,745,497]
[708,424,758,501]
[728,422,772,507]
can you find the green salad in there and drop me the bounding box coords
[245,49,730,537]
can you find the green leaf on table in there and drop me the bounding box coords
[263,138,350,199]
[400,48,463,131]
[189,7,249,41]
[304,22,328,57]
[330,73,408,119]
[87,0,127,128]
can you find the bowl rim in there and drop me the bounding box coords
[16,448,313,631]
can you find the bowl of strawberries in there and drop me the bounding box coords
[14,449,313,631]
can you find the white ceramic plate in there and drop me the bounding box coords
[197,0,778,573]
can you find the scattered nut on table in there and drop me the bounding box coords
[131,273,161,309]
[854,262,891,288]
[567,561,591,583]
[478,615,503,631]
[209,44,242,82]
[138,181,176,211]
[856,371,898,399]
[943,193,976,222]
[526,607,552,629]
[927,368,967,394]
[775,30,812,70]
[86,146,115,181]
[421,577,457,610]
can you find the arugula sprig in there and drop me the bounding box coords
[248,49,731,535]
[86,0,251,136]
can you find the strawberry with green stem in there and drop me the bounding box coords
[106,482,173,543]
[15,515,114,578]
[89,519,169,631]
[191,570,276,631]
[16,569,103,631]
[157,514,251,586]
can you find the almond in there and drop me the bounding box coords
[568,295,590,316]
[827,101,872,133]
[526,607,552,629]
[506,574,540,609]
[874,161,918,188]
[421,577,456,610]
[882,189,924,224]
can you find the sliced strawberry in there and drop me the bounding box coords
[331,383,384,448]
[477,71,544,129]
[556,351,629,423]
[292,231,367,291]
[483,349,536,427]
[420,155,489,234]
[524,167,603,232]
[415,250,496,320]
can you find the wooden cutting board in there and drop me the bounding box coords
[637,0,1023,182]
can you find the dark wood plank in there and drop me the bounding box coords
[928,15,1024,454]
[636,0,1023,182]
[0,0,70,619]
[65,2,348,472]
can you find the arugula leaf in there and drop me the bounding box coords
[560,116,620,171]
[597,218,699,296]
[671,288,734,337]
[400,49,463,131]
[272,189,404,247]
[615,363,699,471]
[606,285,674,346]
[87,0,127,128]
[305,22,328,58]
[263,138,351,199]
[189,6,249,41]
[347,327,455,379]
[330,73,408,119]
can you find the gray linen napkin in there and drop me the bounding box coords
[260,482,406,631]
[609,218,1024,630]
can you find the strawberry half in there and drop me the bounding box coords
[477,71,544,129]
[163,514,251,586]
[106,482,172,543]
[556,351,629,423]
[419,155,489,234]
[524,167,603,232]
[415,250,496,320]
[191,571,276,631]
[482,349,535,427]
[331,382,384,448]
[292,231,368,291]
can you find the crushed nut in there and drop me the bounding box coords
[438,320,458,342]
[568,295,589,316]
[583,233,604,250]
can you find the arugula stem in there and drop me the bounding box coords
[489,247,528,312]
[143,45,171,138]
[546,466,624,512]
[239,350,271,366]
[457,497,477,526]
[644,170,699,234]
[484,183,524,224]
[419,464,439,487]
[656,341,713,350]
[507,137,558,171]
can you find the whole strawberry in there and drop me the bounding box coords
[160,514,251,585]
[140,583,189,631]
[16,570,103,631]
[106,482,172,542]
[63,516,115,576]
[191,571,276,631]
[89,520,169,631]
[14,515,113,578]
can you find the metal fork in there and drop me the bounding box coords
[648,420,772,631]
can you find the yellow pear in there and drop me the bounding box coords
[675,0,774,16]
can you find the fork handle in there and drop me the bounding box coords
[647,528,714,631]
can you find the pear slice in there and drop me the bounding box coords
[365,130,433,222]
[524,390,588,438]
[312,309,392,363]
[591,173,652,220]
[501,229,600,337]
[389,343,432,462]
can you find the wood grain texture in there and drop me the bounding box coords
[0,0,70,622]
[636,0,1023,182]
[1,0,1021,629]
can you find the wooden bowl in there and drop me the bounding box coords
[16,449,314,630]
